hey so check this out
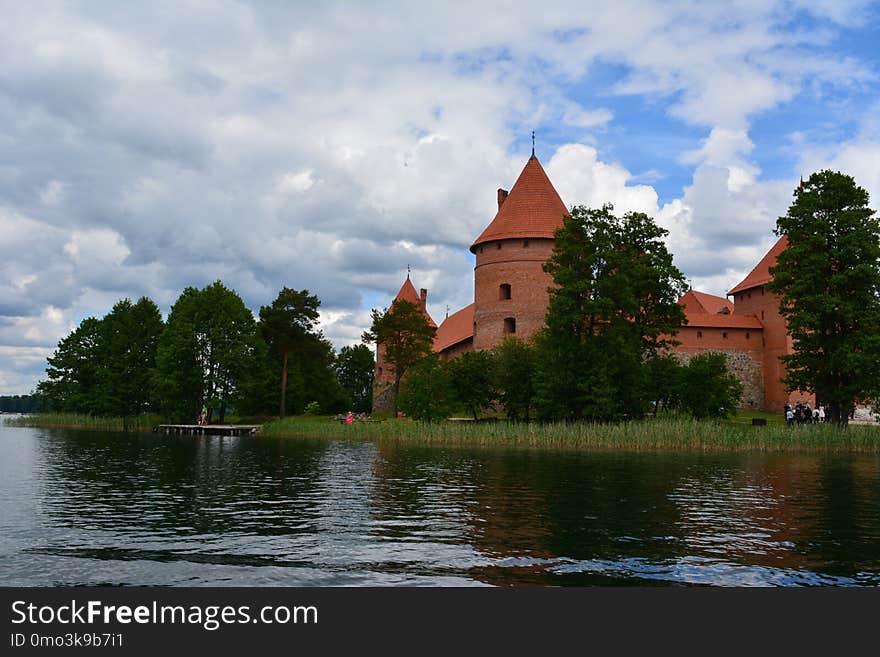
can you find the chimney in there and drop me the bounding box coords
[497,188,508,209]
[420,288,428,308]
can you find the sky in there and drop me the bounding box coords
[2,0,879,394]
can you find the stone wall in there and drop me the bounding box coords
[672,348,765,411]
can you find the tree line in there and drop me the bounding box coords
[0,395,39,413]
[36,283,376,422]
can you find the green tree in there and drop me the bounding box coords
[37,317,104,413]
[678,352,743,419]
[396,355,456,421]
[335,344,375,413]
[646,353,685,417]
[362,299,435,411]
[155,281,257,422]
[535,205,688,420]
[492,336,537,421]
[447,350,496,420]
[258,288,321,418]
[767,170,880,427]
[98,297,164,420]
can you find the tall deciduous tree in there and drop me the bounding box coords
[362,299,435,411]
[768,170,880,426]
[155,281,257,422]
[99,297,164,419]
[335,344,375,413]
[535,205,688,420]
[38,317,104,413]
[258,288,321,419]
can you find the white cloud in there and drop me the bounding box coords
[0,0,875,391]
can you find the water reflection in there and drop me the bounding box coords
[1,422,878,586]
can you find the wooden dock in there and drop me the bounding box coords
[156,424,262,436]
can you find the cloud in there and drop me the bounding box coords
[0,1,875,392]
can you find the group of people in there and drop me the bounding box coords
[784,401,827,427]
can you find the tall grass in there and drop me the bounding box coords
[4,413,162,432]
[262,415,880,452]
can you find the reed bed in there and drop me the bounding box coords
[4,413,162,432]
[262,415,880,452]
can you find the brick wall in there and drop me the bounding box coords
[473,238,555,350]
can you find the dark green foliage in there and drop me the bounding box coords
[258,288,321,418]
[678,352,743,419]
[335,344,375,413]
[535,205,688,421]
[492,336,536,421]
[154,281,257,423]
[362,299,436,408]
[396,355,456,421]
[38,298,164,418]
[98,297,164,418]
[447,350,496,420]
[38,317,104,413]
[767,170,880,426]
[0,395,39,413]
[646,353,684,416]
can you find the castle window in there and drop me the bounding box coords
[697,331,702,338]
[523,240,530,248]
[499,283,511,300]
[723,332,728,338]
[504,317,516,334]
[761,310,765,320]
[746,332,750,339]
[497,242,502,249]
[748,292,751,299]
[378,367,383,376]
[479,247,483,253]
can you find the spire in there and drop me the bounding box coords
[470,154,568,252]
[531,130,535,158]
[406,263,411,279]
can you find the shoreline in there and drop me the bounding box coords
[8,413,880,453]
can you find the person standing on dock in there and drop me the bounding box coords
[346,411,354,425]
[199,405,208,426]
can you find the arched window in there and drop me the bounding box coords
[697,331,702,338]
[504,317,516,334]
[722,332,728,338]
[499,284,511,300]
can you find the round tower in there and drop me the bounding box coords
[469,155,569,351]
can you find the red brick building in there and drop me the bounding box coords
[374,154,809,412]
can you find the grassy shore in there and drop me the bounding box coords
[3,413,163,431]
[8,411,880,452]
[262,414,880,453]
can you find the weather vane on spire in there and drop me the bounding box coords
[531,130,535,158]
[407,264,411,279]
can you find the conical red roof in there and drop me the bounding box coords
[727,236,788,296]
[392,277,436,328]
[470,156,569,252]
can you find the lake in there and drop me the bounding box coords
[1,421,879,586]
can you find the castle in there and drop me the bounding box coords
[373,153,809,413]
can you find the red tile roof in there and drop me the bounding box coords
[392,277,436,328]
[470,156,569,252]
[678,289,762,329]
[433,303,474,352]
[679,290,734,316]
[727,235,788,296]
